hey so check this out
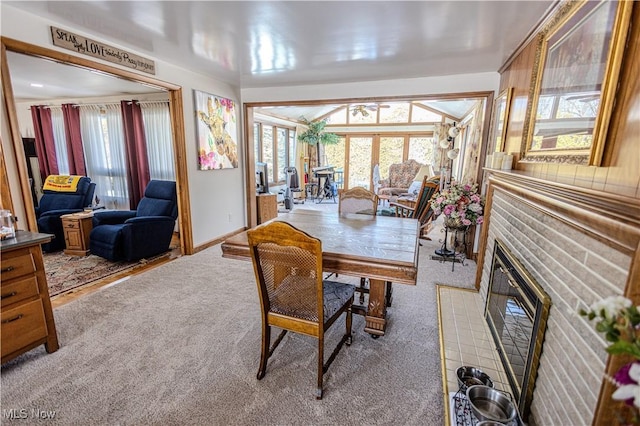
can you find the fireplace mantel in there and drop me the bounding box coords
[482,170,640,256]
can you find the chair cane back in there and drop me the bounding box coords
[338,186,378,216]
[247,221,355,399]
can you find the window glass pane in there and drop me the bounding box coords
[326,107,347,124]
[289,131,295,168]
[409,136,435,166]
[411,106,442,122]
[379,103,409,123]
[378,137,404,181]
[277,127,287,182]
[557,93,599,118]
[324,136,346,170]
[262,125,274,183]
[348,137,372,190]
[536,96,555,119]
[254,123,261,161]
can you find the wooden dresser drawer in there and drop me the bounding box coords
[1,298,48,359]
[0,251,36,281]
[1,275,39,308]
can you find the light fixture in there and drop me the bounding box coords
[447,148,460,160]
[439,138,450,149]
[30,83,43,88]
[448,126,460,138]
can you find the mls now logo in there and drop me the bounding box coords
[2,409,28,419]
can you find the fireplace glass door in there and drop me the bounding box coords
[485,239,551,420]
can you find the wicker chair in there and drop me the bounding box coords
[247,221,355,400]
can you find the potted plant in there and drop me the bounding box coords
[297,117,340,167]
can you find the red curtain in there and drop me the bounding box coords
[61,104,86,175]
[121,100,150,209]
[30,106,58,181]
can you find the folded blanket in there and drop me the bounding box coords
[43,175,83,192]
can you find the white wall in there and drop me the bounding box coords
[1,4,246,247]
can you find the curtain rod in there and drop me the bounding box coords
[30,100,169,109]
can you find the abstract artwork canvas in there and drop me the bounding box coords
[195,90,239,170]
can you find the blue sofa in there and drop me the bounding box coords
[89,180,177,262]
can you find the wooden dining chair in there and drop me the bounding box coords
[338,186,379,216]
[338,187,378,304]
[247,221,355,400]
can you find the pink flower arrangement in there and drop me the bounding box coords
[431,182,484,226]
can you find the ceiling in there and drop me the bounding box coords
[4,1,556,120]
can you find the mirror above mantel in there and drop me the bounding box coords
[521,0,633,166]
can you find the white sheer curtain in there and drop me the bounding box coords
[48,106,70,175]
[140,101,175,181]
[79,104,129,210]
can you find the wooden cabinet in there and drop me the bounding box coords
[61,212,93,256]
[1,231,58,364]
[256,193,278,224]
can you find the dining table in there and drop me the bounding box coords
[221,208,420,336]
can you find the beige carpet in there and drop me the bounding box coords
[2,219,476,425]
[43,251,169,297]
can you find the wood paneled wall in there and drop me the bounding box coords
[494,3,640,425]
[499,3,640,199]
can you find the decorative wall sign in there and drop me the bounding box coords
[50,26,155,74]
[521,1,632,165]
[194,90,239,170]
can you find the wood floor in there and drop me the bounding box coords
[50,234,181,309]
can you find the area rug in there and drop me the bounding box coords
[43,251,169,297]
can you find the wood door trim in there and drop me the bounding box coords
[1,36,191,256]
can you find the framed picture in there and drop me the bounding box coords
[489,87,513,153]
[521,0,632,165]
[194,90,239,170]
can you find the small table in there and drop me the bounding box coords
[61,211,94,256]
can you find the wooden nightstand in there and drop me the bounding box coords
[61,211,94,256]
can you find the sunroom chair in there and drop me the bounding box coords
[377,159,423,197]
[390,175,440,240]
[89,180,177,262]
[247,221,355,400]
[36,175,96,252]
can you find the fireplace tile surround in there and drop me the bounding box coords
[473,170,639,425]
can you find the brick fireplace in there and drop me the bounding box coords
[477,170,639,425]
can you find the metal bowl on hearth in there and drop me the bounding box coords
[466,385,518,424]
[456,366,494,392]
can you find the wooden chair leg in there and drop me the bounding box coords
[257,325,271,380]
[346,305,353,346]
[317,335,324,400]
[386,282,393,307]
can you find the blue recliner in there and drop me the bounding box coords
[89,180,177,262]
[36,176,96,252]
